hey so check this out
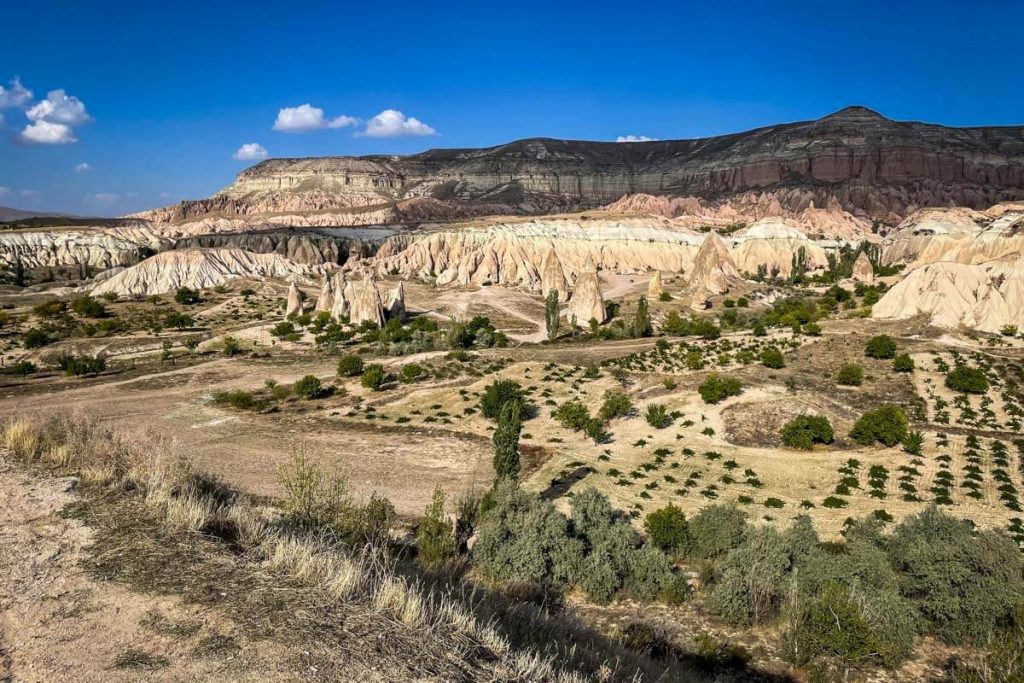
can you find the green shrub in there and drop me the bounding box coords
[836,363,864,386]
[270,321,300,341]
[174,287,200,305]
[644,403,671,429]
[71,295,107,318]
[892,353,915,372]
[902,430,924,456]
[23,327,52,348]
[865,335,897,359]
[399,362,426,383]
[480,379,525,420]
[57,353,106,377]
[688,504,747,559]
[336,354,364,377]
[944,366,989,394]
[553,400,591,431]
[850,404,908,447]
[293,374,326,399]
[598,390,633,421]
[761,347,785,369]
[211,389,259,410]
[644,504,690,554]
[802,322,822,336]
[360,364,387,391]
[698,374,742,404]
[585,418,611,444]
[417,487,456,569]
[780,415,834,450]
[492,400,522,480]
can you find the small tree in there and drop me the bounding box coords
[360,364,387,391]
[632,296,652,338]
[945,366,989,394]
[644,403,671,429]
[598,390,633,421]
[492,400,522,479]
[544,289,560,342]
[293,374,325,399]
[761,347,785,369]
[337,353,364,377]
[850,404,908,447]
[698,374,742,404]
[836,363,864,386]
[865,335,897,359]
[175,287,200,305]
[417,486,455,569]
[480,379,525,420]
[553,400,591,431]
[780,415,834,450]
[644,504,691,555]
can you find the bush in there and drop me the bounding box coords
[780,415,834,450]
[71,295,107,318]
[417,486,456,569]
[279,452,352,531]
[902,430,924,456]
[57,353,106,377]
[293,374,326,399]
[174,287,200,305]
[760,347,785,369]
[212,389,259,410]
[480,379,525,420]
[360,364,387,391]
[892,353,915,372]
[802,322,822,336]
[788,582,900,668]
[23,327,52,348]
[698,374,742,404]
[944,366,989,394]
[849,404,908,447]
[399,362,426,383]
[865,335,897,359]
[644,504,690,554]
[336,354,364,377]
[598,390,633,421]
[688,504,747,559]
[836,363,864,386]
[644,403,671,429]
[553,400,590,431]
[270,321,300,341]
[887,507,1024,644]
[585,418,611,444]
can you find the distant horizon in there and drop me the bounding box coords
[4,0,1024,216]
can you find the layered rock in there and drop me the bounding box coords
[686,232,742,306]
[565,257,605,326]
[881,205,1024,267]
[728,218,831,278]
[541,249,570,301]
[872,257,1024,333]
[0,230,157,272]
[91,248,313,298]
[349,276,386,327]
[852,252,874,283]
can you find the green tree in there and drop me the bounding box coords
[865,335,897,359]
[892,353,915,372]
[780,415,834,450]
[336,353,364,377]
[632,296,652,338]
[850,404,908,446]
[761,347,785,369]
[417,486,455,569]
[945,366,989,394]
[644,504,691,555]
[698,373,742,404]
[837,363,864,386]
[544,289,560,342]
[492,400,523,480]
[293,374,325,399]
[480,379,526,420]
[360,364,387,391]
[174,287,200,305]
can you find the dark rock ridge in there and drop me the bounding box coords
[146,107,1024,222]
[169,229,381,265]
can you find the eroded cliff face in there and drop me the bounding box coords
[0,230,160,271]
[135,107,1024,226]
[881,204,1024,267]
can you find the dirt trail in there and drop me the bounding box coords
[0,454,300,682]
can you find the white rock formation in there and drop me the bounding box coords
[314,277,335,313]
[852,252,874,283]
[686,232,742,307]
[872,257,1024,333]
[91,248,313,298]
[349,276,386,327]
[565,256,605,326]
[386,281,406,321]
[647,271,664,297]
[330,275,350,320]
[541,249,569,301]
[0,229,159,271]
[881,205,1024,267]
[285,280,304,317]
[729,217,831,278]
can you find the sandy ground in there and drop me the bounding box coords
[0,455,301,682]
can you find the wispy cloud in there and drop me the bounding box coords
[0,77,32,108]
[615,135,657,143]
[273,104,357,132]
[74,162,91,173]
[232,142,269,160]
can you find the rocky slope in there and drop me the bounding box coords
[91,248,316,297]
[0,229,160,272]
[881,203,1024,267]
[136,107,1024,227]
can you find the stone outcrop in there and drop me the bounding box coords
[329,276,351,320]
[135,107,1024,227]
[565,256,605,326]
[170,230,375,265]
[729,218,832,278]
[314,277,335,313]
[647,271,664,297]
[872,257,1024,333]
[385,282,406,321]
[285,280,304,317]
[686,232,742,306]
[541,249,569,301]
[852,252,874,283]
[348,276,386,327]
[91,248,313,298]
[0,230,158,272]
[881,205,1024,268]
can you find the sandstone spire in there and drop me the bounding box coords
[852,252,874,283]
[314,276,334,313]
[647,271,664,298]
[566,256,606,326]
[330,274,350,320]
[687,232,741,308]
[541,249,569,301]
[285,279,303,317]
[386,281,406,321]
[349,275,386,327]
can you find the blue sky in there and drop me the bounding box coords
[2,0,1023,216]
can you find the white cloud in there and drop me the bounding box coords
[0,77,32,108]
[359,109,436,138]
[20,189,41,198]
[91,193,118,204]
[615,135,657,143]
[75,162,91,173]
[273,104,357,132]
[159,192,172,199]
[20,120,77,144]
[232,142,269,160]
[26,89,91,126]
[0,186,9,197]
